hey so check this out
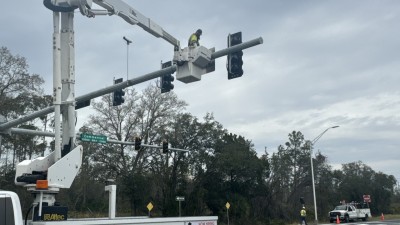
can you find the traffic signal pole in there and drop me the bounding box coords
[0,37,262,132]
[5,128,190,152]
[211,37,263,59]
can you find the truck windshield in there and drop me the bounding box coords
[335,205,347,210]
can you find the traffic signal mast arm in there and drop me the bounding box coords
[0,66,175,131]
[132,143,189,153]
[213,37,263,60]
[81,134,190,153]
[1,128,190,153]
[0,38,262,132]
[0,127,187,153]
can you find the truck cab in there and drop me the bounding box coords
[0,191,23,225]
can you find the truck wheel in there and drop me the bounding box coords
[345,215,349,223]
[362,214,368,221]
[330,219,334,223]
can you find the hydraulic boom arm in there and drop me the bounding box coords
[44,0,180,48]
[92,0,180,48]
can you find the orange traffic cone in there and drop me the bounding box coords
[381,213,384,221]
[336,215,340,224]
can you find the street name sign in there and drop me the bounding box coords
[80,133,107,144]
[175,196,185,201]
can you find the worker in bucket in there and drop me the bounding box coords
[188,29,202,47]
[300,206,308,225]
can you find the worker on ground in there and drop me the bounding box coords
[300,206,308,225]
[188,29,202,47]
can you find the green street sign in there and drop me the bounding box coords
[80,133,107,144]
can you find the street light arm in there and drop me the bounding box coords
[312,126,339,145]
[312,128,329,145]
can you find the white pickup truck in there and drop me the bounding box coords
[328,204,371,223]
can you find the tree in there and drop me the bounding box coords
[82,82,187,215]
[184,113,226,216]
[268,131,312,221]
[202,133,269,224]
[371,172,396,214]
[0,47,44,118]
[338,161,397,214]
[0,47,48,172]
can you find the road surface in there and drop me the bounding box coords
[319,220,400,225]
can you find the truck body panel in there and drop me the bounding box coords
[1,189,217,225]
[28,216,218,225]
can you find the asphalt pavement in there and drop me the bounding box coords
[318,219,400,225]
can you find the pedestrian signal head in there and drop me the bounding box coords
[134,137,142,150]
[162,140,169,153]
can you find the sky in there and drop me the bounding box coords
[1,1,400,183]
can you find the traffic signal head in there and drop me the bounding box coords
[227,32,244,79]
[134,137,141,150]
[228,51,243,79]
[161,61,174,93]
[113,89,125,106]
[113,78,125,106]
[162,140,169,153]
[161,74,174,93]
[229,32,242,46]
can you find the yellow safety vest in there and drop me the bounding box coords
[300,209,306,217]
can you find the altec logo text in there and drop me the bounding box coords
[43,214,65,221]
